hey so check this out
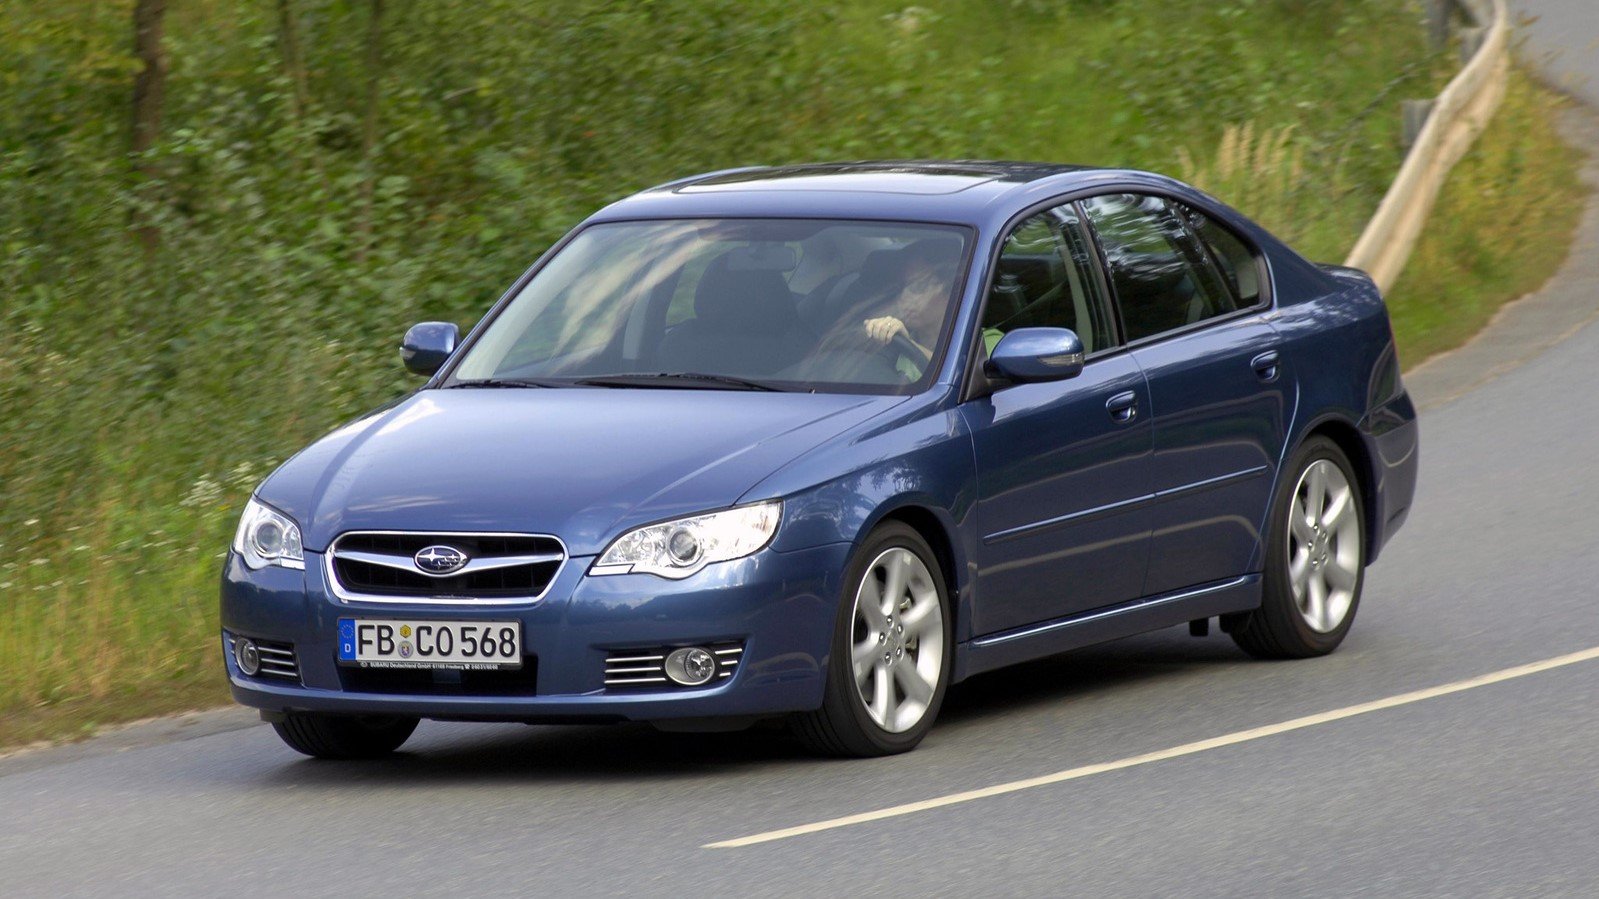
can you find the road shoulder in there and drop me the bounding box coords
[0,706,260,779]
[1403,105,1599,412]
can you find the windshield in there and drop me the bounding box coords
[448,219,971,393]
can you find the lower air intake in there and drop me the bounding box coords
[604,642,743,690]
[231,635,301,683]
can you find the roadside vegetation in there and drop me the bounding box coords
[1387,66,1587,363]
[0,0,1580,748]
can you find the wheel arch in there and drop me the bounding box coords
[874,505,960,605]
[1297,415,1381,562]
[857,501,970,660]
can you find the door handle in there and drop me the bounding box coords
[1106,390,1138,424]
[1251,351,1281,383]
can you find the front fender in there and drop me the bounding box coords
[743,401,979,644]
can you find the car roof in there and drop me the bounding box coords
[585,160,1167,228]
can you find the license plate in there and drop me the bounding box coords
[337,619,522,670]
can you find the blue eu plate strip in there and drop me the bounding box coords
[338,618,356,660]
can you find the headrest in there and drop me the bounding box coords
[897,236,962,272]
[694,251,797,331]
[844,237,964,312]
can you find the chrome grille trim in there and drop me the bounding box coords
[604,643,743,689]
[325,530,568,606]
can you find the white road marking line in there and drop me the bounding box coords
[706,644,1599,849]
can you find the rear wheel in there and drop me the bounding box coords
[1230,436,1365,659]
[792,522,951,757]
[272,713,419,759]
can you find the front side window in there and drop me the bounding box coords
[981,204,1115,354]
[449,219,971,393]
[1082,193,1236,342]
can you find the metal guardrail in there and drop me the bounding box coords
[1345,0,1509,292]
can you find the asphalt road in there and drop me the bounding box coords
[6,18,1599,899]
[1510,0,1599,109]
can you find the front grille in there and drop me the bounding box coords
[604,642,743,690]
[229,635,301,683]
[328,532,565,603]
[339,658,539,696]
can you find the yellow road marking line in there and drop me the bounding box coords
[706,644,1599,849]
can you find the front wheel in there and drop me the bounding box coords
[1230,437,1366,659]
[272,713,419,759]
[792,522,951,757]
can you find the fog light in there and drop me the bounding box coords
[235,637,261,676]
[664,647,717,686]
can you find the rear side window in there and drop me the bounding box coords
[1181,205,1262,307]
[1081,193,1236,342]
[982,203,1115,354]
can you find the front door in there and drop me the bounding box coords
[963,202,1153,637]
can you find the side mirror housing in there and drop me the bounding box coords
[984,327,1085,383]
[400,321,459,376]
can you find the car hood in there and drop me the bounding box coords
[257,387,905,555]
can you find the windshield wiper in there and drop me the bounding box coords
[574,372,781,392]
[440,377,565,389]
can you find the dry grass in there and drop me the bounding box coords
[1177,122,1308,240]
[0,478,242,748]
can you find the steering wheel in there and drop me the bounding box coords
[876,331,929,381]
[890,332,924,361]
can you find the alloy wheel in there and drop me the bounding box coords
[1287,459,1362,633]
[849,547,945,733]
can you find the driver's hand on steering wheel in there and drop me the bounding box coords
[864,315,909,345]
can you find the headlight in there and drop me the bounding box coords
[232,498,305,571]
[591,500,781,579]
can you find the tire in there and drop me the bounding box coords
[1230,436,1366,659]
[792,522,952,757]
[272,713,419,759]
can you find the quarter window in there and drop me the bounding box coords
[1180,205,1262,306]
[1082,193,1237,342]
[982,204,1114,354]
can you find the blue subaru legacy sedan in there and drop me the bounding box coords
[222,162,1418,759]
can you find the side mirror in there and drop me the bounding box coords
[984,327,1085,383]
[400,321,459,376]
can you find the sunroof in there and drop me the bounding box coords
[680,164,1003,196]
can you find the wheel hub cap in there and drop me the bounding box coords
[1309,527,1331,567]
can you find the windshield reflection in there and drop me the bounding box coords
[450,219,970,394]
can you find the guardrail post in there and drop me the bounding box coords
[1427,0,1454,50]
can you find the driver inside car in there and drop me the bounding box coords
[848,240,959,379]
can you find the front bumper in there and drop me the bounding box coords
[221,542,849,721]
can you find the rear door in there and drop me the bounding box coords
[962,203,1153,636]
[1081,193,1288,597]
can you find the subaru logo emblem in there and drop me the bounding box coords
[414,545,469,575]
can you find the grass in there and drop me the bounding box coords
[0,2,1584,751]
[1387,65,1588,363]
